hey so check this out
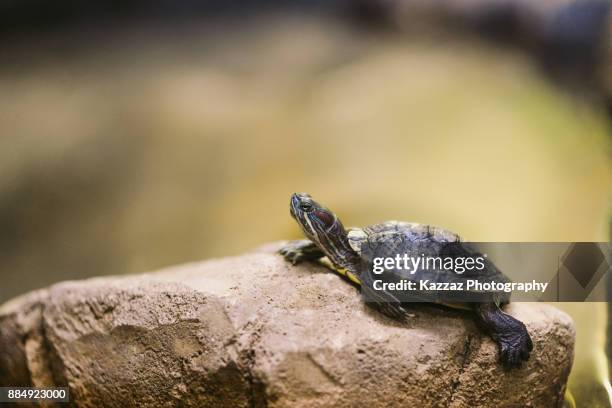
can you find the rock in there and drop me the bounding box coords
[0,243,575,407]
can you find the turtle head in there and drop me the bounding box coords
[289,193,357,269]
[290,193,337,237]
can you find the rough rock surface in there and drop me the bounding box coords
[0,243,575,407]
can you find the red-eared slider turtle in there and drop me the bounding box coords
[280,193,533,368]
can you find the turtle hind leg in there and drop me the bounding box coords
[474,302,533,369]
[279,239,325,265]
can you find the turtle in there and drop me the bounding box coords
[279,193,533,369]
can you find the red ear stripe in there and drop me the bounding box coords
[314,209,335,226]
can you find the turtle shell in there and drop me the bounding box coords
[348,221,461,254]
[348,221,511,305]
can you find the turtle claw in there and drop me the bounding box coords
[503,347,523,369]
[279,240,324,265]
[279,246,305,265]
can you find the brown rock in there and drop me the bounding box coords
[0,243,575,407]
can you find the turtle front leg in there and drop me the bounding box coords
[474,302,533,369]
[279,240,325,265]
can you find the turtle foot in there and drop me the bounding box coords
[496,320,533,369]
[279,245,307,265]
[476,303,533,369]
[279,240,324,265]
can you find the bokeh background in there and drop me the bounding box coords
[0,2,611,406]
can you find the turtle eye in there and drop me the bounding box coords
[300,202,313,212]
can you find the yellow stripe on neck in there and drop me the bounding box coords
[319,257,362,285]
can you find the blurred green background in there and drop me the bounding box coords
[0,15,610,407]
